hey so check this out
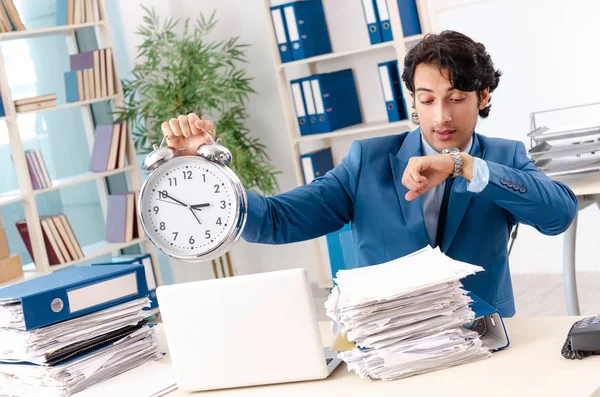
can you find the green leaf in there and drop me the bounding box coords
[114,7,280,196]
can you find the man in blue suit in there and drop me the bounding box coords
[161,31,578,317]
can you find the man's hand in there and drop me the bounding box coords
[402,153,474,201]
[161,113,216,156]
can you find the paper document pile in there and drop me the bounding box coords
[0,263,164,397]
[0,297,161,397]
[325,247,491,381]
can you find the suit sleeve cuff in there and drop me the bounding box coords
[466,157,490,193]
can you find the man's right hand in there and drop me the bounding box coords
[160,113,216,156]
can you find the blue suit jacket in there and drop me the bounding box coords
[242,128,578,317]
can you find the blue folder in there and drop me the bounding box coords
[467,292,510,352]
[105,254,159,310]
[0,264,149,330]
[309,69,362,134]
[378,0,422,42]
[374,0,393,42]
[282,0,332,61]
[378,60,409,122]
[300,147,334,185]
[396,0,422,37]
[361,0,383,44]
[290,77,312,135]
[270,5,293,63]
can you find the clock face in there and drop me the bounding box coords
[139,157,239,258]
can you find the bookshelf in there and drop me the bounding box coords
[0,0,162,290]
[263,0,432,288]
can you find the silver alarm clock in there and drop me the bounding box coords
[138,131,247,263]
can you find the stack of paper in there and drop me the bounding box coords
[0,298,163,396]
[325,247,491,381]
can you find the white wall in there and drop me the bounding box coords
[116,0,600,281]
[428,0,600,274]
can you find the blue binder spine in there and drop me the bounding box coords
[361,0,383,45]
[378,60,408,122]
[313,69,362,133]
[290,78,311,136]
[301,77,319,135]
[300,147,334,185]
[283,0,331,61]
[374,0,393,42]
[0,264,150,331]
[397,0,422,37]
[270,5,293,63]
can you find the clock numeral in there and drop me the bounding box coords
[168,177,178,187]
[160,222,166,231]
[172,232,178,241]
[205,230,211,239]
[202,174,206,183]
[153,206,159,214]
[159,190,168,199]
[220,200,226,209]
[189,236,195,245]
[182,170,193,180]
[214,184,220,193]
[216,217,222,226]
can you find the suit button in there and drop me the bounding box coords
[507,182,513,188]
[513,184,520,190]
[520,187,526,193]
[500,179,507,185]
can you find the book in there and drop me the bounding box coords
[89,122,127,172]
[16,215,83,266]
[24,150,51,189]
[66,48,115,102]
[0,0,24,31]
[105,193,136,243]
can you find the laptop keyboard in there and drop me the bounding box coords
[326,358,333,365]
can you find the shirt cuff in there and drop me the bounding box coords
[466,157,490,193]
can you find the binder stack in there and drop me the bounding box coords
[361,0,422,45]
[270,0,332,63]
[0,264,162,396]
[326,247,509,381]
[291,69,362,136]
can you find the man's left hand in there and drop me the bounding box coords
[402,153,474,201]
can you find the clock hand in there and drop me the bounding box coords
[191,203,210,209]
[163,192,189,207]
[190,207,202,226]
[156,198,186,207]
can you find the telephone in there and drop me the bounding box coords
[561,315,600,359]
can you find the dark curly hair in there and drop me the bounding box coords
[401,30,502,123]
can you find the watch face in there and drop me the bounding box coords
[139,156,240,259]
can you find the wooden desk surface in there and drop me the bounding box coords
[554,173,600,196]
[159,317,600,397]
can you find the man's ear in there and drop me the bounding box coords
[479,88,490,110]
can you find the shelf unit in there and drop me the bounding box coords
[0,0,162,288]
[263,0,432,287]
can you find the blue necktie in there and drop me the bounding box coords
[435,177,454,248]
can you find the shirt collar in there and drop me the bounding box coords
[420,134,473,156]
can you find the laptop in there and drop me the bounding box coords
[156,268,342,392]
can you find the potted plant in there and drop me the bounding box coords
[114,6,280,196]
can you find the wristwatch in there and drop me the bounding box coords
[441,147,462,178]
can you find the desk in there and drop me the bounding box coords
[92,317,599,397]
[555,173,600,315]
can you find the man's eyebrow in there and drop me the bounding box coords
[415,87,457,93]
